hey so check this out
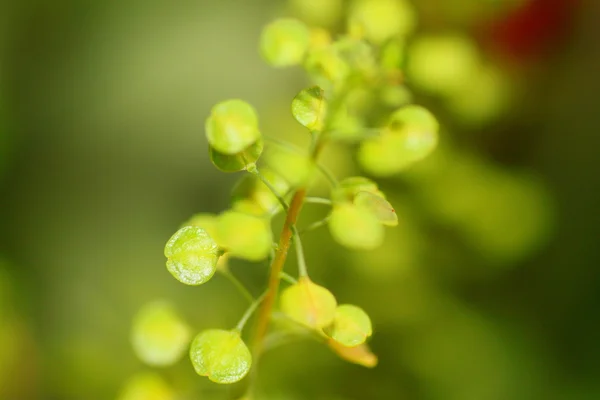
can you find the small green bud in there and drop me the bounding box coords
[348,0,416,44]
[291,86,327,132]
[260,18,310,67]
[354,191,398,226]
[117,372,174,400]
[324,304,373,347]
[329,203,384,250]
[131,301,191,367]
[280,277,337,329]
[215,211,272,261]
[189,329,252,384]
[209,139,263,173]
[164,226,220,285]
[205,100,261,155]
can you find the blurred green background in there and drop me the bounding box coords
[1,0,599,399]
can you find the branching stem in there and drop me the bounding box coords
[236,291,267,332]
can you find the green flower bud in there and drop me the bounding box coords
[205,99,261,155]
[131,301,191,367]
[189,329,252,384]
[164,226,220,285]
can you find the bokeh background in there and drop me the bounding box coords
[1,0,599,399]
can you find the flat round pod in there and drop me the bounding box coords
[388,105,439,136]
[354,191,398,226]
[131,301,191,367]
[215,211,273,261]
[231,169,289,217]
[205,100,261,155]
[209,139,263,173]
[265,146,314,188]
[331,176,379,203]
[327,339,378,368]
[117,372,174,400]
[180,213,218,236]
[164,226,220,285]
[324,304,373,347]
[406,34,480,96]
[304,45,350,86]
[189,329,252,384]
[291,86,327,132]
[358,106,438,176]
[348,0,416,43]
[329,203,384,250]
[280,277,337,329]
[260,18,310,67]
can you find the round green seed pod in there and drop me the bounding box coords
[205,99,261,155]
[348,0,416,44]
[329,203,384,250]
[214,211,273,261]
[358,106,439,176]
[280,277,337,329]
[189,329,252,384]
[406,34,480,97]
[324,304,373,347]
[131,301,191,366]
[331,176,380,203]
[260,18,310,67]
[209,139,263,173]
[291,86,327,132]
[117,372,174,400]
[164,226,220,285]
[354,191,398,226]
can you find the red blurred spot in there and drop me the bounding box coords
[484,0,578,61]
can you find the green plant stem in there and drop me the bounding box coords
[251,110,327,365]
[251,188,307,355]
[316,163,338,187]
[304,196,332,206]
[279,271,297,285]
[236,291,267,332]
[248,168,289,211]
[299,215,331,234]
[291,226,308,277]
[220,269,254,304]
